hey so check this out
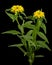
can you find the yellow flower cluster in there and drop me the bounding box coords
[33,10,45,18]
[11,5,24,13]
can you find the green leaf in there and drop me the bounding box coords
[18,24,24,34]
[18,47,27,56]
[23,21,35,29]
[26,30,33,36]
[21,12,26,17]
[37,41,51,51]
[32,27,37,41]
[22,35,33,40]
[19,14,23,20]
[8,44,23,47]
[22,35,36,47]
[28,16,33,19]
[28,16,35,20]
[35,55,44,58]
[25,21,32,24]
[41,22,46,34]
[8,44,27,56]
[21,38,27,49]
[37,32,49,43]
[5,12,16,22]
[2,30,20,35]
[43,17,47,23]
[5,9,10,11]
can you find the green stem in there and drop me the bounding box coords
[28,53,34,65]
[16,18,19,25]
[32,19,42,50]
[29,62,32,65]
[29,59,32,65]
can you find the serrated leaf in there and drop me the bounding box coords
[37,32,49,43]
[2,30,20,35]
[35,55,44,57]
[37,41,51,51]
[41,22,46,34]
[5,12,16,22]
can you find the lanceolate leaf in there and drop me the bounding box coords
[21,35,34,48]
[5,9,10,11]
[35,55,44,58]
[2,30,20,35]
[37,41,51,51]
[8,44,27,56]
[22,35,33,40]
[18,47,27,56]
[23,21,35,29]
[37,32,49,43]
[8,44,23,47]
[26,30,33,36]
[18,24,24,34]
[21,12,26,17]
[22,35,36,47]
[43,17,47,23]
[32,28,37,42]
[27,16,33,19]
[5,12,16,22]
[27,16,35,21]
[41,22,46,34]
[21,38,27,49]
[19,14,23,20]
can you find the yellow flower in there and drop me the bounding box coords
[33,10,45,18]
[11,5,24,13]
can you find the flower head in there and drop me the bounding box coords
[11,5,24,13]
[33,10,45,18]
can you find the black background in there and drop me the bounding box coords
[0,0,52,65]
